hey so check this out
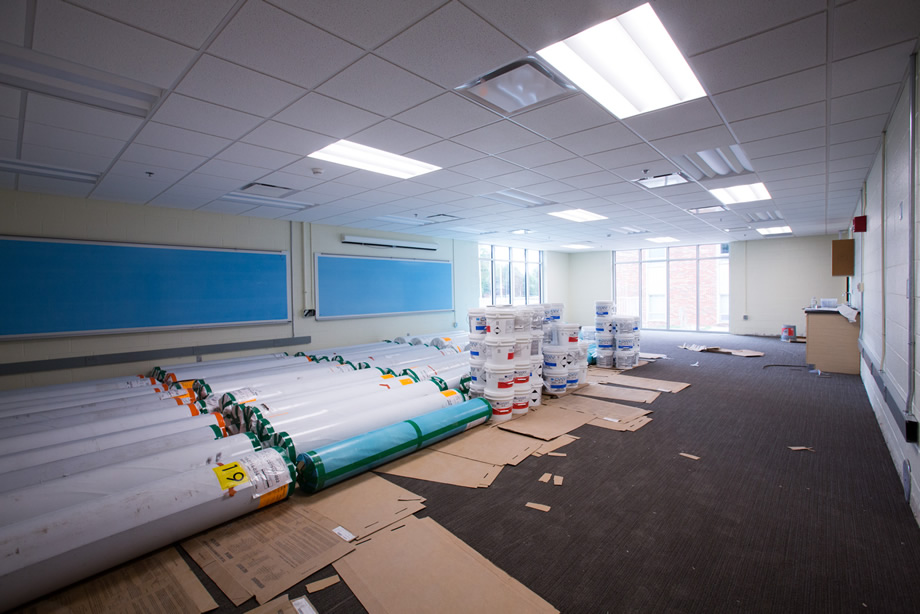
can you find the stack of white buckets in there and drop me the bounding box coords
[467,305,544,423]
[541,304,589,395]
[594,300,641,369]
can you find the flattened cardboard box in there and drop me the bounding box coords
[532,434,579,457]
[299,472,425,540]
[19,547,216,614]
[375,448,502,488]
[574,383,660,404]
[602,374,690,393]
[498,405,594,441]
[333,516,558,614]
[429,424,541,466]
[552,395,651,422]
[183,502,354,606]
[588,415,653,432]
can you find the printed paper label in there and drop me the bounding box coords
[238,448,292,498]
[332,526,356,542]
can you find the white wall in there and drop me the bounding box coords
[565,251,613,326]
[0,191,479,390]
[543,250,570,305]
[728,235,846,336]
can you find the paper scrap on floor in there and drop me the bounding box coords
[679,452,701,460]
[299,472,425,541]
[553,475,564,486]
[788,446,816,452]
[305,575,340,593]
[375,448,502,488]
[539,472,552,483]
[183,502,354,605]
[429,424,541,466]
[679,343,764,357]
[244,595,311,614]
[333,515,559,614]
[526,502,552,512]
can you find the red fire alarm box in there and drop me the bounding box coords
[853,215,867,232]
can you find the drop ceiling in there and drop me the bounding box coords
[0,0,916,251]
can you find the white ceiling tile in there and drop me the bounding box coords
[209,0,363,87]
[714,67,827,125]
[450,180,506,197]
[587,143,661,170]
[451,157,522,180]
[393,93,500,139]
[453,120,543,154]
[407,188,466,203]
[107,159,187,184]
[562,171,622,190]
[18,175,94,198]
[749,147,826,172]
[252,171,324,191]
[240,205,301,219]
[149,184,228,208]
[282,157,356,181]
[375,181,434,197]
[513,95,613,139]
[299,181,368,201]
[335,171,402,190]
[828,168,869,184]
[829,114,887,145]
[689,14,826,94]
[409,169,476,188]
[0,0,27,46]
[0,138,15,158]
[120,143,206,171]
[499,141,574,167]
[831,41,916,97]
[0,171,15,189]
[488,169,550,189]
[833,0,920,60]
[730,102,826,143]
[532,157,602,181]
[554,123,642,157]
[517,180,572,197]
[349,119,440,154]
[175,55,306,117]
[20,143,113,173]
[611,159,681,183]
[241,121,335,157]
[623,98,723,141]
[829,154,875,173]
[152,94,262,139]
[178,172,244,191]
[275,93,383,139]
[408,140,484,168]
[22,122,125,158]
[197,199,258,215]
[740,127,826,158]
[68,0,236,48]
[0,85,20,119]
[829,136,880,160]
[318,55,442,117]
[764,174,826,192]
[25,94,142,140]
[651,125,735,157]
[0,117,16,141]
[377,2,525,89]
[587,181,644,198]
[758,162,827,182]
[33,0,195,88]
[831,85,900,124]
[268,0,443,50]
[134,122,231,157]
[91,173,172,204]
[197,159,271,181]
[216,142,301,169]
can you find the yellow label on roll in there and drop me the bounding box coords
[213,462,249,490]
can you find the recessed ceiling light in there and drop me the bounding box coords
[219,192,312,210]
[635,172,688,189]
[511,229,532,235]
[756,225,792,235]
[548,208,608,222]
[610,226,650,235]
[373,215,430,226]
[646,236,679,243]
[537,3,705,118]
[0,158,99,184]
[675,145,754,180]
[483,189,554,207]
[561,244,593,249]
[687,205,727,214]
[455,58,577,115]
[708,182,771,205]
[308,140,440,179]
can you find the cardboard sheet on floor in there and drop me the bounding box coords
[299,472,425,540]
[588,415,653,432]
[573,383,660,404]
[679,343,764,357]
[182,502,354,606]
[429,424,542,466]
[532,434,579,457]
[639,352,668,359]
[552,395,651,422]
[243,595,303,614]
[375,448,502,488]
[333,516,558,614]
[497,405,595,441]
[602,374,690,393]
[22,547,217,614]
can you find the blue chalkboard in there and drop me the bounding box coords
[315,254,452,319]
[0,237,290,337]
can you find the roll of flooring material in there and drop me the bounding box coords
[0,432,261,526]
[193,362,368,399]
[262,388,467,461]
[296,397,491,493]
[0,374,156,406]
[0,425,224,495]
[0,394,196,431]
[0,404,210,456]
[0,384,174,417]
[161,355,311,384]
[0,414,226,475]
[0,447,294,612]
[151,353,289,381]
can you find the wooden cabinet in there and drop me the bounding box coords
[805,310,860,374]
[832,239,854,276]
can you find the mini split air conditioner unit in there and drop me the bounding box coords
[341,235,438,251]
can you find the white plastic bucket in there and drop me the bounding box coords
[468,333,486,360]
[531,357,543,378]
[595,316,614,333]
[530,330,543,357]
[468,308,487,334]
[512,390,530,415]
[596,349,614,368]
[470,361,485,384]
[469,382,485,398]
[596,332,614,350]
[513,308,533,331]
[484,337,515,364]
[543,303,563,321]
[595,300,615,316]
[530,378,543,407]
[486,307,516,338]
[514,333,532,360]
[566,367,580,390]
[616,350,640,370]
[484,364,515,394]
[554,322,580,346]
[616,334,638,352]
[543,345,567,369]
[543,367,567,394]
[513,365,531,388]
[580,326,595,340]
[486,389,514,422]
[529,305,545,330]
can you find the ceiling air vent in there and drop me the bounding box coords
[674,145,754,181]
[239,182,297,198]
[455,57,577,116]
[741,210,783,224]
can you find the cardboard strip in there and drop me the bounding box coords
[532,434,579,457]
[375,449,502,488]
[679,452,701,460]
[525,502,551,512]
[587,416,652,432]
[788,446,816,452]
[306,575,340,593]
[539,472,552,483]
[547,452,566,457]
[553,475,563,486]
[498,405,594,441]
[573,383,660,404]
[602,374,690,393]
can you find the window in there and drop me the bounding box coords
[479,245,543,306]
[614,244,729,331]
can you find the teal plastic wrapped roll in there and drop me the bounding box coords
[296,397,491,493]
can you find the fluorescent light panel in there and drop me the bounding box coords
[374,215,430,226]
[548,208,608,222]
[0,158,99,183]
[687,205,726,214]
[483,189,554,207]
[635,172,687,188]
[757,226,792,235]
[561,244,592,249]
[537,3,705,118]
[646,236,679,243]
[308,140,440,179]
[219,192,311,210]
[709,182,771,205]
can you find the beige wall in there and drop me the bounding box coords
[728,235,846,336]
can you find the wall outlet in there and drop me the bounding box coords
[743,314,749,320]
